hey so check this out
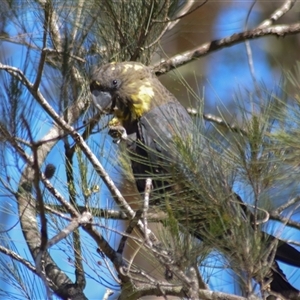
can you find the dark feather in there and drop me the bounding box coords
[91,62,300,298]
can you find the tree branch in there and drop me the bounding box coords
[153,23,300,75]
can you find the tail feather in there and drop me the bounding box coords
[275,242,300,267]
[269,261,300,299]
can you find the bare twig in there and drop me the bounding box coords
[0,246,37,275]
[42,204,73,221]
[153,23,300,75]
[187,108,248,136]
[103,289,113,300]
[37,0,63,52]
[124,241,146,279]
[43,47,85,63]
[31,144,51,297]
[153,0,207,27]
[272,195,300,214]
[47,212,92,250]
[34,212,93,299]
[143,178,152,243]
[43,204,167,222]
[258,0,297,29]
[145,0,198,49]
[269,213,300,231]
[244,1,259,97]
[186,267,199,300]
[117,210,143,254]
[33,2,49,90]
[82,223,126,283]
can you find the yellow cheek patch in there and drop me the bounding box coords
[131,84,154,117]
[109,117,121,127]
[139,84,155,98]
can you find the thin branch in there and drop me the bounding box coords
[125,281,251,300]
[81,222,127,283]
[34,212,93,299]
[0,246,37,275]
[145,0,198,49]
[258,0,296,29]
[42,204,73,221]
[117,210,143,254]
[3,121,81,214]
[70,0,85,46]
[43,48,85,63]
[153,0,207,26]
[103,289,114,300]
[37,0,63,52]
[43,204,168,222]
[47,212,92,250]
[269,213,300,231]
[143,178,152,243]
[273,195,300,214]
[153,23,300,75]
[186,267,199,300]
[187,108,248,136]
[33,1,49,90]
[28,145,49,252]
[7,130,80,217]
[31,144,51,297]
[64,136,86,288]
[125,241,146,280]
[244,1,259,98]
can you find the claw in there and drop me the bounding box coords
[109,124,128,143]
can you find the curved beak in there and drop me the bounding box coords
[91,90,112,113]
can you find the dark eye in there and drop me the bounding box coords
[112,79,119,88]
